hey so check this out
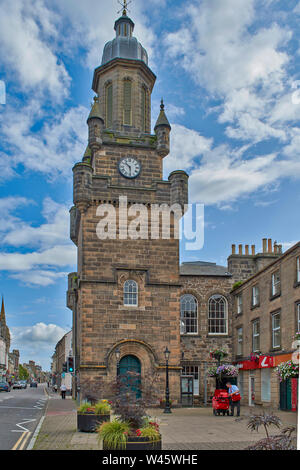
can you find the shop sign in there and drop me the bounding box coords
[259,356,274,368]
[236,355,274,370]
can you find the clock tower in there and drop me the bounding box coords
[68,8,189,403]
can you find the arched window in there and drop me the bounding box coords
[208,295,228,334]
[180,294,198,334]
[105,83,113,128]
[123,79,132,125]
[124,280,138,306]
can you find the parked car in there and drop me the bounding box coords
[30,381,38,388]
[0,381,11,392]
[19,380,27,389]
[13,381,23,389]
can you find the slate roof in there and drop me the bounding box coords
[180,261,232,277]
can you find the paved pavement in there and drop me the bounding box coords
[0,383,48,450]
[31,390,298,451]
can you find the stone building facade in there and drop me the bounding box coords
[66,9,298,408]
[52,330,73,392]
[231,241,300,409]
[68,11,188,403]
[0,298,10,381]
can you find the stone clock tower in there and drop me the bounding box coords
[67,8,189,403]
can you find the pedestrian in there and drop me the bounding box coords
[54,384,58,393]
[60,383,67,399]
[226,381,241,417]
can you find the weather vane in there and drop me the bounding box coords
[118,0,132,16]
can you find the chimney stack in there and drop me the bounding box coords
[251,245,255,256]
[245,245,249,255]
[268,238,272,253]
[262,238,267,253]
[232,244,236,255]
[238,244,243,255]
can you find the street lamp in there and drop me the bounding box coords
[163,346,172,414]
[115,348,121,376]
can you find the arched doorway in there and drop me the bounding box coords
[118,355,141,399]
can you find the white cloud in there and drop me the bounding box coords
[0,196,76,286]
[11,322,67,346]
[0,0,70,99]
[164,124,212,176]
[10,270,69,287]
[0,100,88,179]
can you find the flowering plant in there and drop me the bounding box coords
[210,348,228,361]
[294,332,300,341]
[250,353,261,362]
[276,361,299,382]
[208,364,238,378]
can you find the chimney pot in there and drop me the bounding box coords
[238,244,243,255]
[251,245,255,256]
[268,238,272,253]
[245,245,249,255]
[232,244,236,255]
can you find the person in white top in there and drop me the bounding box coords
[60,383,67,399]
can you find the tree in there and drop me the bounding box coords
[19,364,29,381]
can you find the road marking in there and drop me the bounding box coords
[11,432,28,450]
[27,416,45,450]
[11,419,37,433]
[19,431,32,450]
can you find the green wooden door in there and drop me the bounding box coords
[119,355,141,399]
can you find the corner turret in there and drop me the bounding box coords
[155,99,171,157]
[87,96,104,151]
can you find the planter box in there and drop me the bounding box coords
[103,436,162,451]
[77,413,110,432]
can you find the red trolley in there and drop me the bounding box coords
[212,389,230,416]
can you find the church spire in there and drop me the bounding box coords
[0,296,6,324]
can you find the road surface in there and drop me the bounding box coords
[0,383,48,450]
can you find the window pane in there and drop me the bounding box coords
[124,280,138,306]
[208,295,227,334]
[180,295,198,334]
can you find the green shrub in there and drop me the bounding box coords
[98,419,130,450]
[77,402,94,414]
[94,401,111,415]
[140,426,161,442]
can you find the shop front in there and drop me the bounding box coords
[274,354,298,412]
[235,355,276,407]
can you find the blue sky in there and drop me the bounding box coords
[0,0,299,370]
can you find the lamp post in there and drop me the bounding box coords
[164,347,172,414]
[115,348,121,377]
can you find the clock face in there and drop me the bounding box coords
[118,157,141,179]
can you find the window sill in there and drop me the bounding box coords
[251,303,260,310]
[180,333,199,337]
[207,333,229,338]
[270,292,281,301]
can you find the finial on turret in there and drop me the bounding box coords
[118,0,132,16]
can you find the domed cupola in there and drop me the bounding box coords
[101,12,148,65]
